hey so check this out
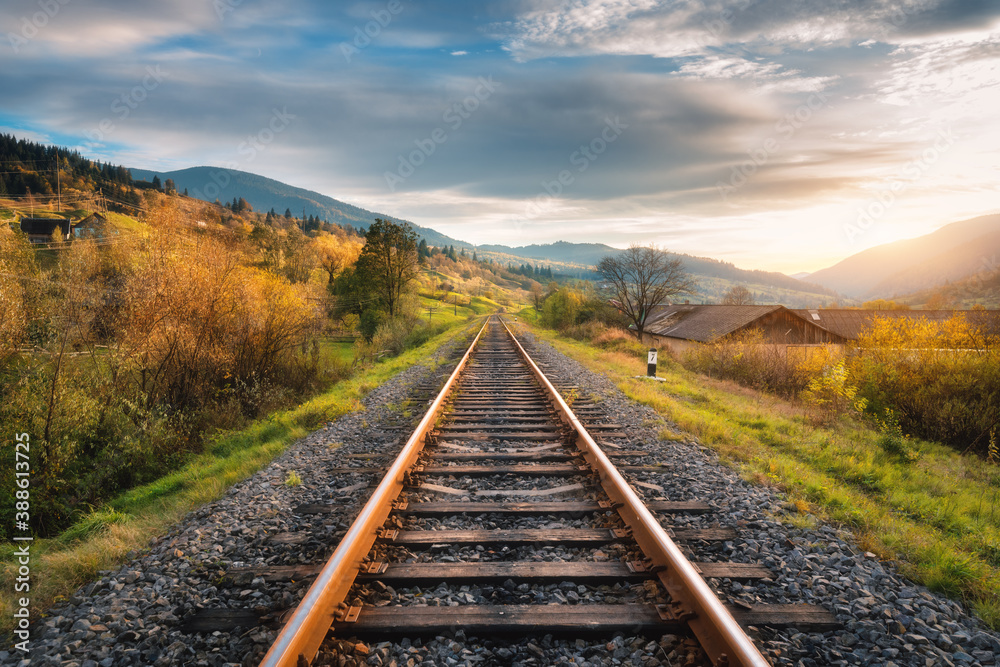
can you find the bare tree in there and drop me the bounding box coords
[722,284,755,305]
[596,245,697,340]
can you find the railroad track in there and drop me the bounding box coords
[259,316,837,666]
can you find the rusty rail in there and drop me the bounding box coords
[259,318,489,667]
[261,315,769,666]
[497,317,769,667]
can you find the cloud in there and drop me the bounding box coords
[498,0,1000,61]
[1,0,221,57]
[2,1,999,272]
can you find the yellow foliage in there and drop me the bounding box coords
[0,227,33,361]
[314,231,363,285]
[800,360,866,423]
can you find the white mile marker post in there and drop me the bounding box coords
[647,348,657,377]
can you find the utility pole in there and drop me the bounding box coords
[426,305,437,324]
[55,148,61,213]
[454,294,458,316]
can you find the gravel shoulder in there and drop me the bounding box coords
[516,331,1000,667]
[4,324,999,667]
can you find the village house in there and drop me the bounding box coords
[19,216,72,244]
[16,213,110,244]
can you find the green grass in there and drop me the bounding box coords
[316,337,355,365]
[517,317,1000,630]
[0,317,478,636]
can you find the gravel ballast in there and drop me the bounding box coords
[4,323,999,667]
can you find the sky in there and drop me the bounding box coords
[2,0,999,273]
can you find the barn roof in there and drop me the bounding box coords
[19,217,70,236]
[643,304,785,342]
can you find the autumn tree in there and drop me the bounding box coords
[861,298,910,311]
[0,226,38,365]
[596,245,696,340]
[280,225,316,284]
[722,285,755,305]
[314,231,363,286]
[355,219,418,318]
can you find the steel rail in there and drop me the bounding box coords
[259,318,490,667]
[498,317,769,667]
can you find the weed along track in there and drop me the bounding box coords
[259,316,837,666]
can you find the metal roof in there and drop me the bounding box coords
[643,304,785,342]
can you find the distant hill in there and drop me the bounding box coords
[479,241,619,268]
[128,168,834,304]
[482,241,837,300]
[898,266,1000,309]
[129,166,471,249]
[806,214,1000,298]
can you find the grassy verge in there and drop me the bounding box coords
[0,318,479,635]
[516,313,1000,630]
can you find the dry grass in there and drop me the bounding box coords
[520,315,1000,630]
[0,319,477,637]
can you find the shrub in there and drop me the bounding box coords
[847,314,1000,454]
[682,329,805,396]
[541,289,581,329]
[800,361,867,424]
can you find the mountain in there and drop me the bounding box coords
[129,166,831,305]
[483,241,834,292]
[789,272,811,280]
[129,166,471,249]
[897,265,1000,309]
[806,215,1000,298]
[479,241,620,267]
[479,241,838,305]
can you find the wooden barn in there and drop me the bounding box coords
[639,304,845,355]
